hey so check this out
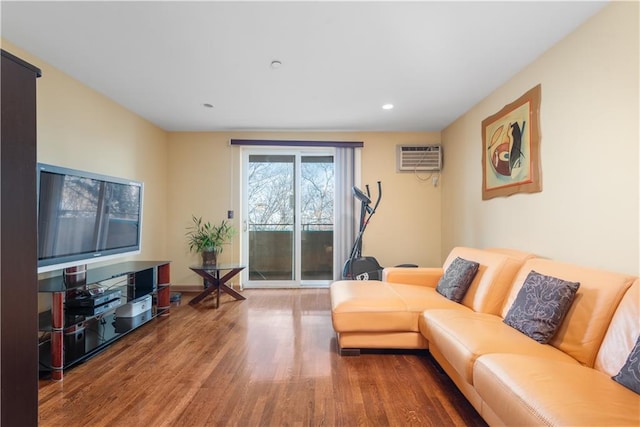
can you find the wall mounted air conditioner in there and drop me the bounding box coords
[396,145,442,172]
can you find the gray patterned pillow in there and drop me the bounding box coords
[435,257,480,303]
[612,336,640,394]
[503,270,580,344]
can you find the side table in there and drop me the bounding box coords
[189,264,246,308]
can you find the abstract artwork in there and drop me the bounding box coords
[482,84,542,200]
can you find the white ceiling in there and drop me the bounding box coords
[1,1,607,132]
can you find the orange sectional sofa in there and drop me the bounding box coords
[330,247,640,426]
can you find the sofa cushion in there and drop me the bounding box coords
[441,247,536,315]
[330,280,469,334]
[382,266,443,287]
[503,270,580,343]
[474,354,640,426]
[388,283,472,313]
[435,257,480,302]
[331,280,411,332]
[612,336,640,394]
[501,258,636,367]
[595,280,640,377]
[422,309,578,384]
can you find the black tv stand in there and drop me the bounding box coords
[38,261,171,381]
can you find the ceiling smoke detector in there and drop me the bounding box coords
[270,60,282,69]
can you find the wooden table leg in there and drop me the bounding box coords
[189,267,246,307]
[189,278,219,305]
[217,269,246,303]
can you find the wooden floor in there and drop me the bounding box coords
[39,289,487,427]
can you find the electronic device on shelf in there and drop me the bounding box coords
[82,287,105,296]
[115,295,152,318]
[65,288,122,308]
[65,298,122,316]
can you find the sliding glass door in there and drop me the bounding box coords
[242,148,334,288]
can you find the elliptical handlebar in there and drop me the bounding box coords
[371,181,382,214]
[364,181,382,215]
[349,181,382,259]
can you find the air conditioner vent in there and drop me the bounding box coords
[396,145,442,172]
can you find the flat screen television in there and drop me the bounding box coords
[37,163,144,273]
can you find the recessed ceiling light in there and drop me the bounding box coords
[203,103,214,108]
[270,60,282,69]
[382,103,394,110]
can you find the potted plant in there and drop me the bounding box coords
[186,215,236,266]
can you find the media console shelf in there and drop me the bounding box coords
[38,261,171,381]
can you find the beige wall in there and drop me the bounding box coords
[167,131,441,289]
[1,39,442,292]
[441,2,639,274]
[1,40,170,271]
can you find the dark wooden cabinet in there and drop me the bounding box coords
[1,49,41,426]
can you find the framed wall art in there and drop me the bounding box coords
[482,84,542,200]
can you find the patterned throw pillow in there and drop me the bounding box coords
[612,336,640,394]
[435,257,480,303]
[503,270,580,344]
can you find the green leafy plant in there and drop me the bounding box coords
[186,215,236,254]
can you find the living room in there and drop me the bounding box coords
[1,1,638,425]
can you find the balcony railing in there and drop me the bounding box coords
[248,223,333,281]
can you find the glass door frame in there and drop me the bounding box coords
[241,146,335,288]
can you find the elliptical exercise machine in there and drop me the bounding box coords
[342,181,384,280]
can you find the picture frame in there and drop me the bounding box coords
[482,84,542,200]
